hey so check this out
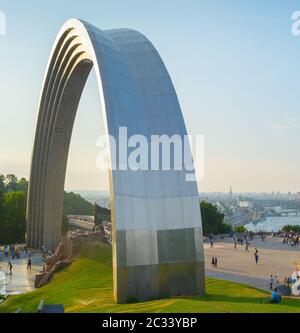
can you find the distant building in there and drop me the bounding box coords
[273,206,283,213]
[238,199,253,209]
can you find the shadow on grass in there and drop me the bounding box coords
[181,294,270,306]
[180,293,300,309]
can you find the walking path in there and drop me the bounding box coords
[205,237,300,291]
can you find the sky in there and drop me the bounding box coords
[0,0,300,193]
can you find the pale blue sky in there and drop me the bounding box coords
[1,0,300,192]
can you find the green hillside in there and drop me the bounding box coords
[1,240,300,313]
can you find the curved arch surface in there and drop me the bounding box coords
[26,19,204,302]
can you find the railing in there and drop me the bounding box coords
[68,218,95,231]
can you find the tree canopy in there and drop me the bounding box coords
[0,191,27,244]
[200,201,232,236]
[0,174,95,244]
[282,225,300,233]
[233,225,248,234]
[0,174,29,193]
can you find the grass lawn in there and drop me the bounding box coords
[1,240,300,313]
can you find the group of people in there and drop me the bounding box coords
[0,245,28,260]
[269,275,279,290]
[233,237,260,264]
[211,257,218,268]
[282,235,299,247]
[268,274,282,304]
[0,245,33,275]
[233,238,251,252]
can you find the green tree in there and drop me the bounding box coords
[17,178,29,192]
[234,225,248,234]
[200,201,232,236]
[0,190,7,242]
[0,175,5,192]
[282,225,300,233]
[61,215,69,236]
[0,191,27,244]
[5,174,18,192]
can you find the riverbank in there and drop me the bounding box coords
[245,216,300,232]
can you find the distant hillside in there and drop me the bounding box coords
[94,203,111,223]
[62,192,94,216]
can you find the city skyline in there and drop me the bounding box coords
[1,1,300,192]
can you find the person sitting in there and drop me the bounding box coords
[270,288,282,304]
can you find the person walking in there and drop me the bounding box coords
[27,258,32,270]
[255,253,259,264]
[214,257,218,268]
[234,241,237,250]
[7,261,13,275]
[210,240,214,248]
[245,243,249,253]
[269,275,275,290]
[211,257,215,268]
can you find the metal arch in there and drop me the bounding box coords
[26,19,205,303]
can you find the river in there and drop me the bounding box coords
[245,216,300,232]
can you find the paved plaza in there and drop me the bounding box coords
[205,237,300,291]
[1,237,299,296]
[0,254,43,295]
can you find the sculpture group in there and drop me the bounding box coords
[26,19,205,303]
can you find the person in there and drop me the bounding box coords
[27,258,32,270]
[255,253,259,264]
[11,247,15,260]
[210,241,214,248]
[4,247,8,258]
[211,257,215,268]
[7,261,12,275]
[270,288,282,304]
[285,277,291,289]
[234,242,237,250]
[254,248,258,256]
[41,245,47,256]
[214,257,218,268]
[269,275,275,290]
[245,244,249,253]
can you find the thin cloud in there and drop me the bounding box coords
[270,121,300,130]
